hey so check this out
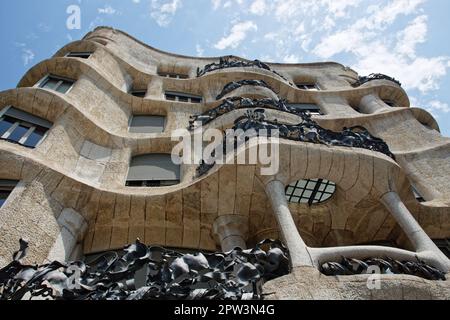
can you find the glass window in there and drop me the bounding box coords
[7,123,30,143]
[24,126,47,148]
[0,107,52,148]
[164,91,203,103]
[131,90,147,98]
[0,116,15,137]
[39,75,74,94]
[285,179,336,205]
[126,154,180,187]
[129,116,165,134]
[67,52,92,59]
[287,103,322,115]
[0,180,18,208]
[296,83,320,91]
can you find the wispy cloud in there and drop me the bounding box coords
[214,21,258,50]
[150,0,182,27]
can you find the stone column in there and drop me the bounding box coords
[213,215,248,252]
[380,191,450,271]
[359,94,390,114]
[46,208,88,262]
[265,180,314,267]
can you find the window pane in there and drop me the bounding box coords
[0,117,15,136]
[7,124,30,142]
[41,78,60,90]
[24,127,46,147]
[0,190,11,208]
[56,81,73,94]
[178,96,189,102]
[165,94,176,101]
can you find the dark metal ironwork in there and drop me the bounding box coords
[216,80,274,100]
[285,179,336,206]
[321,256,446,281]
[195,109,394,177]
[197,56,294,86]
[188,97,311,130]
[353,73,402,87]
[0,239,289,300]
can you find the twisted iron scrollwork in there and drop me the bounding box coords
[197,56,294,86]
[194,108,394,177]
[321,256,446,281]
[0,239,289,300]
[216,79,274,100]
[353,73,402,87]
[189,97,309,130]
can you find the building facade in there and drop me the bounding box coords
[0,27,449,299]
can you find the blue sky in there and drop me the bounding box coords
[1,0,449,136]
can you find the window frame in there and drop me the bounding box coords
[296,83,321,91]
[37,74,75,94]
[285,179,336,206]
[0,180,18,208]
[0,106,52,148]
[286,103,323,115]
[131,90,147,98]
[65,52,93,59]
[128,115,166,134]
[164,91,203,104]
[158,72,189,79]
[126,154,181,188]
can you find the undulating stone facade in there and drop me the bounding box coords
[0,26,449,299]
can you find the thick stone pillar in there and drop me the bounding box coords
[380,191,450,271]
[359,94,390,114]
[265,180,314,267]
[46,208,88,262]
[213,215,248,252]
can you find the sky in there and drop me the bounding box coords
[1,0,449,136]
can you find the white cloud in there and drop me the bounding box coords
[283,54,301,63]
[211,0,221,10]
[250,0,267,16]
[151,0,182,27]
[21,49,35,66]
[132,0,141,3]
[196,44,205,57]
[214,21,258,50]
[395,15,427,59]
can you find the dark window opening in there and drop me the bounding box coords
[129,116,166,134]
[412,185,426,203]
[0,107,52,148]
[66,52,92,59]
[0,180,18,208]
[126,154,180,188]
[286,103,323,115]
[286,179,336,205]
[131,90,147,98]
[383,100,396,107]
[164,91,203,104]
[39,75,75,94]
[434,239,450,258]
[296,83,320,91]
[158,72,189,79]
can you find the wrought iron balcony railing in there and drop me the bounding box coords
[353,73,402,87]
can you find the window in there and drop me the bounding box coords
[383,100,396,107]
[158,72,189,79]
[286,103,323,115]
[434,239,450,258]
[285,179,336,205]
[296,83,320,91]
[0,107,52,148]
[165,91,202,104]
[412,185,425,203]
[129,116,166,134]
[131,90,147,98]
[38,75,75,94]
[126,154,180,187]
[0,180,18,208]
[66,52,92,59]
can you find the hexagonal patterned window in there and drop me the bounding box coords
[285,179,336,205]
